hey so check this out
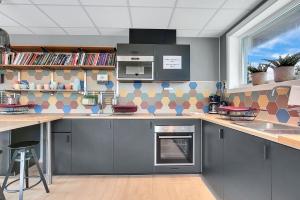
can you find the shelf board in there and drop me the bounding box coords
[5,89,82,93]
[0,65,115,70]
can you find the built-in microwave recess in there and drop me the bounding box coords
[117,56,154,81]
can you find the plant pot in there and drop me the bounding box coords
[273,66,295,82]
[251,72,268,85]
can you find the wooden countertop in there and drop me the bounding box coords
[0,113,299,150]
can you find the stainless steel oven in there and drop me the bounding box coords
[154,126,195,166]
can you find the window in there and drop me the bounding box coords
[242,4,300,84]
[226,0,300,90]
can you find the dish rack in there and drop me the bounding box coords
[218,106,259,121]
[0,104,35,115]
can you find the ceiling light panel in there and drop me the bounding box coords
[39,5,94,27]
[85,6,131,28]
[129,0,176,7]
[99,28,129,36]
[2,0,31,4]
[64,27,99,35]
[0,5,56,27]
[176,29,200,37]
[177,0,226,9]
[80,0,127,6]
[205,9,246,30]
[0,12,19,26]
[29,27,65,35]
[131,7,172,29]
[31,0,79,5]
[223,0,262,9]
[1,26,32,34]
[170,8,216,29]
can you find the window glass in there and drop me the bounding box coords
[242,5,300,84]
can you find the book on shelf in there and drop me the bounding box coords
[0,51,116,67]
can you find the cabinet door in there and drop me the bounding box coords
[271,142,300,200]
[114,120,153,174]
[223,128,271,200]
[72,120,113,174]
[51,119,72,133]
[117,44,154,56]
[203,121,224,200]
[53,133,71,174]
[154,44,190,81]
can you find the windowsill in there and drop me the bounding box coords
[227,79,300,94]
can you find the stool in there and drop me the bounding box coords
[2,141,49,200]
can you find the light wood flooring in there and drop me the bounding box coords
[2,175,216,200]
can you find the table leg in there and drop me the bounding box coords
[46,122,52,185]
[39,123,44,165]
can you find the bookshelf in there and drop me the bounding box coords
[1,45,117,93]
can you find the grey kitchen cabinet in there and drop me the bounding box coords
[117,44,154,56]
[154,44,190,81]
[153,119,201,174]
[223,128,271,200]
[51,119,72,133]
[71,119,113,174]
[113,120,154,174]
[271,142,300,200]
[202,121,224,200]
[53,132,72,174]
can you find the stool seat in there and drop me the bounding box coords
[8,141,39,149]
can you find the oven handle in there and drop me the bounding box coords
[158,136,192,139]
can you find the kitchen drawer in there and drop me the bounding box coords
[51,119,72,133]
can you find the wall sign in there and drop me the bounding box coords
[163,56,182,69]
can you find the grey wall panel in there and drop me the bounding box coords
[177,37,219,81]
[9,35,220,81]
[220,35,227,81]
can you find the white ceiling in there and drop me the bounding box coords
[0,0,263,37]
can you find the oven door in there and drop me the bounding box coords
[155,132,194,166]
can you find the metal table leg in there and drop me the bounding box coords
[46,122,52,185]
[39,123,44,164]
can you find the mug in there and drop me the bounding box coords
[29,83,35,90]
[44,84,50,90]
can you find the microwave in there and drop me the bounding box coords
[116,56,154,81]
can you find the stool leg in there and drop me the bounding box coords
[19,150,25,200]
[31,149,49,193]
[2,151,18,189]
[25,161,29,189]
[0,185,6,200]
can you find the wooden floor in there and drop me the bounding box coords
[2,175,216,200]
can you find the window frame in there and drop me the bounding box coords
[226,0,300,92]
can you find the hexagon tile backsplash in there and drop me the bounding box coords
[228,88,300,125]
[3,69,217,115]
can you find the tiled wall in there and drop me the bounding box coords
[228,88,300,125]
[3,70,217,114]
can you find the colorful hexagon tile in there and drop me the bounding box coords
[196,93,204,100]
[189,97,197,105]
[233,96,241,107]
[276,109,290,123]
[161,97,170,106]
[155,101,163,109]
[34,105,43,113]
[182,101,191,109]
[133,97,142,105]
[63,105,72,113]
[203,105,210,113]
[196,101,204,109]
[41,101,50,109]
[70,101,79,109]
[155,93,163,101]
[105,81,114,89]
[133,81,142,89]
[140,101,149,109]
[189,82,197,89]
[161,81,170,89]
[257,95,269,109]
[148,88,156,98]
[91,105,100,114]
[275,95,288,108]
[266,102,278,115]
[147,105,156,114]
[175,88,184,97]
[175,105,184,115]
[55,101,64,109]
[133,90,142,97]
[168,101,177,109]
[141,93,149,101]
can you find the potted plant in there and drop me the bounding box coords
[295,66,300,79]
[264,53,300,82]
[248,64,269,85]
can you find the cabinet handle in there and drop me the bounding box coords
[263,145,268,160]
[219,129,224,139]
[109,121,112,129]
[66,135,70,143]
[150,121,153,129]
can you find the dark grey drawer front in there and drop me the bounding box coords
[117,44,154,56]
[51,120,72,133]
